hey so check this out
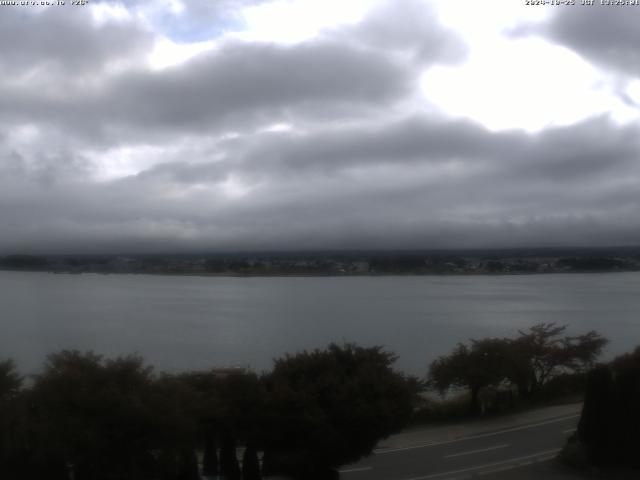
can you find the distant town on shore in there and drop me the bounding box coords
[4,247,640,276]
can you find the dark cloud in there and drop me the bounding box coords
[332,0,467,65]
[0,39,415,146]
[515,117,640,182]
[107,40,414,131]
[140,115,636,189]
[512,5,640,76]
[127,115,525,188]
[0,7,152,76]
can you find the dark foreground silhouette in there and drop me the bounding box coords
[0,344,419,480]
[1,325,630,480]
[562,346,640,472]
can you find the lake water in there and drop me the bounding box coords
[1,271,639,376]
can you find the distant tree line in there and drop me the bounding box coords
[3,253,640,276]
[556,257,629,272]
[427,323,608,414]
[0,255,50,270]
[0,344,420,480]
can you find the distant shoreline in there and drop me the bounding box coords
[2,268,639,278]
[3,252,640,277]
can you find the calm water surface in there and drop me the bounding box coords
[2,271,639,375]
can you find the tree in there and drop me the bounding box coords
[610,346,640,467]
[180,369,266,479]
[575,346,640,468]
[242,443,261,480]
[510,323,607,397]
[261,343,420,479]
[428,324,608,412]
[0,359,24,478]
[28,351,200,480]
[0,359,21,400]
[428,338,512,413]
[201,432,219,477]
[177,447,200,480]
[146,374,201,480]
[577,365,615,465]
[52,352,156,478]
[220,431,241,480]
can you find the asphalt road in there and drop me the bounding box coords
[339,413,580,480]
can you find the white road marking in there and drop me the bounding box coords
[401,448,561,480]
[562,428,576,434]
[444,444,508,459]
[376,414,579,454]
[478,452,559,476]
[338,466,373,474]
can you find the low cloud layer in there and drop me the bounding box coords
[1,1,640,254]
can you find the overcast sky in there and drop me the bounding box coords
[2,0,640,254]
